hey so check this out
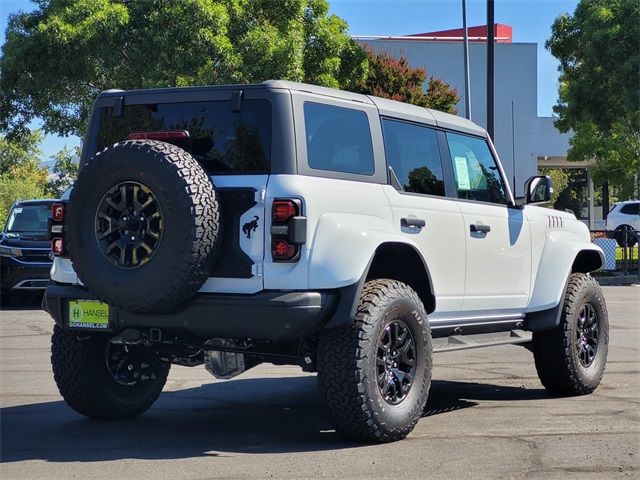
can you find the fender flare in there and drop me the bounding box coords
[525,231,604,332]
[322,243,435,329]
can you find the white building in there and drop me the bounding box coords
[355,24,572,198]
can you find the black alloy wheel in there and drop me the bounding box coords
[95,182,163,269]
[376,320,417,405]
[575,303,599,368]
[106,342,165,386]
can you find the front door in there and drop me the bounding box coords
[443,132,531,312]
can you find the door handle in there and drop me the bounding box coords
[470,223,491,233]
[401,217,426,228]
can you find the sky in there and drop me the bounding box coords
[0,0,578,160]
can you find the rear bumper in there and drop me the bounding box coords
[43,283,341,341]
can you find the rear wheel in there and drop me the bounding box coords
[532,273,608,396]
[51,326,170,419]
[317,279,432,443]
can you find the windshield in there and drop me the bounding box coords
[5,205,51,233]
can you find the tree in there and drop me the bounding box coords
[353,48,459,113]
[547,0,640,198]
[0,0,367,138]
[0,130,44,174]
[0,133,49,225]
[46,146,79,198]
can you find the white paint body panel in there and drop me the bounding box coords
[456,201,531,311]
[50,172,604,317]
[382,186,465,312]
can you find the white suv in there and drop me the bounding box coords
[43,81,608,443]
[606,200,639,247]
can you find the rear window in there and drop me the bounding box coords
[92,100,271,174]
[304,102,374,175]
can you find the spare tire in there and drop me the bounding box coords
[67,140,221,313]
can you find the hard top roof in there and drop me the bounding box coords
[13,199,57,206]
[97,80,487,137]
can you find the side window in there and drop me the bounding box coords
[620,203,640,215]
[304,102,374,175]
[445,132,507,204]
[382,118,445,196]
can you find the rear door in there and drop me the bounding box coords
[381,118,466,313]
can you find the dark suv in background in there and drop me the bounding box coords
[1,199,55,299]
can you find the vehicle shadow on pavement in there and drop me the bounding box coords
[0,294,44,310]
[0,377,549,462]
[423,380,548,417]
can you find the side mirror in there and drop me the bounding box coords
[523,175,553,205]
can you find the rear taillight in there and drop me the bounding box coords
[270,199,306,262]
[271,239,297,260]
[50,202,66,256]
[272,200,298,223]
[128,130,189,141]
[51,237,65,256]
[52,203,65,221]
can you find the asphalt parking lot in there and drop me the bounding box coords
[0,285,638,479]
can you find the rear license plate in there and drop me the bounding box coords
[68,300,110,329]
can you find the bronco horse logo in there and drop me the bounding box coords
[242,216,259,239]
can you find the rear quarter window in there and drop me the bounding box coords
[92,100,271,175]
[620,203,640,215]
[303,102,374,176]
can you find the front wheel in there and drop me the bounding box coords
[51,326,170,419]
[317,279,432,443]
[532,273,608,396]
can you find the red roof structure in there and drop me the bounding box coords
[404,24,512,43]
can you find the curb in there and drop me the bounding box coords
[593,275,640,286]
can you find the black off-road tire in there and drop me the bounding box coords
[67,140,220,312]
[51,326,170,419]
[532,273,608,396]
[317,279,432,443]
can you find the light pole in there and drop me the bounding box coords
[462,0,471,120]
[487,0,495,141]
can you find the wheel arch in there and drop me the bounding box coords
[525,235,604,332]
[324,241,436,329]
[365,242,435,314]
[572,249,603,273]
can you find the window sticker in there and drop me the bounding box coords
[454,156,471,190]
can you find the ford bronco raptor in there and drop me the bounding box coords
[43,81,608,443]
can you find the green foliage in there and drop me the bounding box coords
[539,167,570,208]
[46,146,79,198]
[0,130,44,174]
[353,48,459,113]
[0,0,367,138]
[567,120,639,199]
[547,0,640,197]
[0,133,49,225]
